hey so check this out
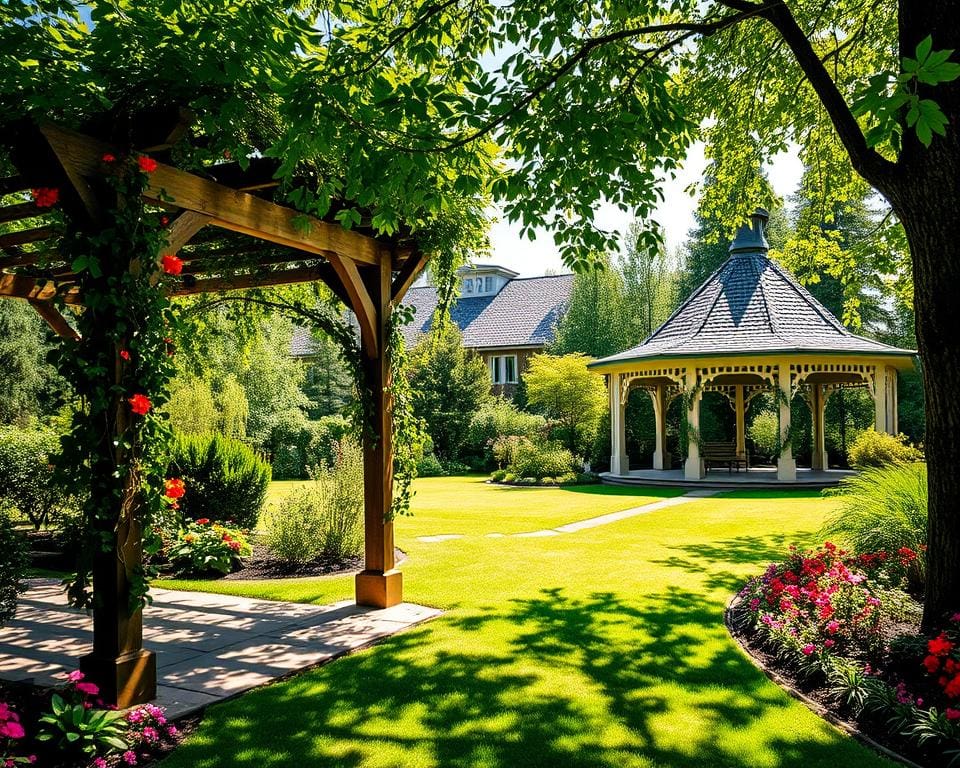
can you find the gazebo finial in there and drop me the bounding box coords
[729,208,769,254]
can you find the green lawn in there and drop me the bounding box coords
[159,478,895,768]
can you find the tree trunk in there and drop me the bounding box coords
[891,178,960,629]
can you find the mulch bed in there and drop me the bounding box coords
[726,594,934,768]
[216,544,406,580]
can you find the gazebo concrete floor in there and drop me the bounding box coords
[0,579,440,719]
[602,467,855,490]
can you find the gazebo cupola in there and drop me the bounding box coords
[589,209,916,483]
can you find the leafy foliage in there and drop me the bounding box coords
[407,322,490,461]
[0,425,75,530]
[166,519,251,576]
[0,506,27,626]
[524,354,607,458]
[465,398,547,470]
[552,253,632,357]
[263,441,364,563]
[169,433,271,529]
[847,429,923,469]
[823,463,928,588]
[0,302,64,426]
[38,675,129,759]
[505,441,578,482]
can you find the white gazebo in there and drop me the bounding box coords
[589,210,916,486]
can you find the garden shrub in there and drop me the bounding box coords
[491,434,534,469]
[0,425,75,530]
[0,505,27,626]
[168,433,270,529]
[847,428,923,468]
[263,440,363,564]
[822,462,928,589]
[507,441,578,481]
[166,519,251,576]
[747,410,780,463]
[416,452,445,477]
[465,399,547,470]
[266,411,351,479]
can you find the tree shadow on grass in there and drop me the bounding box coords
[166,585,894,768]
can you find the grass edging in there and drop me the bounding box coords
[723,591,926,768]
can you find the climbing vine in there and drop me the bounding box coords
[50,153,184,610]
[769,383,808,459]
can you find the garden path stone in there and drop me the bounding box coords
[0,579,441,719]
[416,534,464,542]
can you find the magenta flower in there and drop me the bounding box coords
[123,750,138,765]
[67,670,85,682]
[76,681,99,696]
[801,644,816,656]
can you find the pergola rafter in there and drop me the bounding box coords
[0,118,429,708]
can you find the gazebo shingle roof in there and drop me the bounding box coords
[591,211,914,368]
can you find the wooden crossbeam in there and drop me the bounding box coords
[165,211,211,253]
[0,248,54,269]
[325,253,378,356]
[169,266,336,296]
[39,123,384,266]
[0,202,40,224]
[28,299,79,340]
[0,226,56,249]
[391,251,429,304]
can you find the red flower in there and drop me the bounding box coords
[120,349,131,361]
[165,478,186,500]
[929,633,954,657]
[946,674,960,698]
[160,215,169,226]
[138,155,158,173]
[76,681,99,696]
[923,654,941,674]
[128,393,152,415]
[31,187,59,208]
[228,540,241,552]
[102,153,116,163]
[947,708,960,721]
[196,518,210,525]
[160,254,183,275]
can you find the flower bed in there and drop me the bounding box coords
[164,519,251,577]
[1,671,191,767]
[729,542,960,767]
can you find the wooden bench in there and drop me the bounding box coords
[702,441,748,473]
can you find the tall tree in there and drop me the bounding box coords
[0,301,64,425]
[407,322,490,461]
[620,221,679,340]
[552,253,631,357]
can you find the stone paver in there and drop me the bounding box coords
[0,580,441,718]
[416,534,464,542]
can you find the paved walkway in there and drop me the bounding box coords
[417,489,720,542]
[0,580,440,718]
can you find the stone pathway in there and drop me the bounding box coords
[417,489,721,542]
[0,580,441,718]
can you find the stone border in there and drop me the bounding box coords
[724,593,927,768]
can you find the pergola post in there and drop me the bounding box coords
[684,369,704,480]
[609,373,629,475]
[734,385,746,461]
[810,385,828,471]
[651,384,670,471]
[355,255,402,608]
[776,362,797,481]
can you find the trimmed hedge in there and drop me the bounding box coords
[0,424,74,530]
[169,433,271,529]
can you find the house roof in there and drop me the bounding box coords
[591,210,915,370]
[290,272,574,355]
[403,273,573,349]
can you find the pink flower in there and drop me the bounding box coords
[93,758,108,768]
[3,720,24,739]
[123,750,138,765]
[143,726,159,742]
[76,681,99,696]
[824,639,835,648]
[166,724,178,736]
[67,670,85,682]
[946,708,960,721]
[801,644,816,656]
[826,620,840,634]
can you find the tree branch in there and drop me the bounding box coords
[753,0,897,189]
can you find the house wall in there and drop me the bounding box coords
[476,346,542,399]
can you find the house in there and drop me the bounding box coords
[291,263,574,397]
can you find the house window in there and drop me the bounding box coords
[475,277,483,293]
[463,279,473,294]
[490,355,519,385]
[484,276,493,292]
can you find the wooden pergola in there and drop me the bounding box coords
[0,115,428,707]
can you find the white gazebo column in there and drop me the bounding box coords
[776,363,797,481]
[887,366,899,434]
[609,373,629,475]
[651,384,671,471]
[734,385,746,460]
[811,385,828,471]
[684,369,704,480]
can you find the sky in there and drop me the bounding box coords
[483,142,806,277]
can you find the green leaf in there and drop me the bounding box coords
[915,35,933,65]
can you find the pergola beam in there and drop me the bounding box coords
[391,251,428,305]
[28,298,79,340]
[0,226,56,249]
[39,123,383,266]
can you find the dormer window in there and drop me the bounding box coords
[475,277,483,293]
[464,279,473,294]
[484,276,493,292]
